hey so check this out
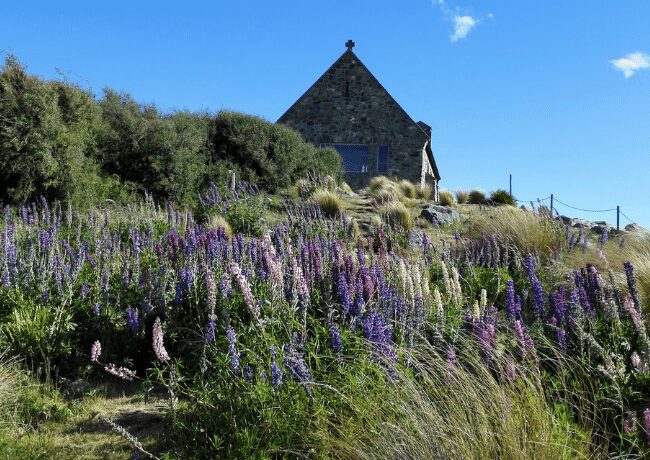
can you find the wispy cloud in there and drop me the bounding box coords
[451,15,477,42]
[611,52,650,78]
[433,0,480,43]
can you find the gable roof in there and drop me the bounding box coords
[278,46,440,181]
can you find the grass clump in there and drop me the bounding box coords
[416,183,434,200]
[468,189,487,205]
[378,201,413,230]
[313,189,346,218]
[398,180,417,199]
[207,215,233,238]
[490,189,516,206]
[455,190,469,204]
[438,190,455,207]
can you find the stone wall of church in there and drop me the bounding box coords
[278,50,431,190]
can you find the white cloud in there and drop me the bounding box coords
[450,15,477,42]
[432,1,480,43]
[611,52,650,78]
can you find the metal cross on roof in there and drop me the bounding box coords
[345,40,355,51]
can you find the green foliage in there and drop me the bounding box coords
[490,189,516,206]
[212,111,341,192]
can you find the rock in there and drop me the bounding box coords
[346,191,358,197]
[420,204,460,226]
[625,223,648,233]
[571,219,592,229]
[590,224,612,235]
[559,215,572,225]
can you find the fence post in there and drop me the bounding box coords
[617,206,620,231]
[509,174,512,196]
[550,194,554,217]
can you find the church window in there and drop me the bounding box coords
[321,144,369,173]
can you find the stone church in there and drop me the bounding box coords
[278,40,440,196]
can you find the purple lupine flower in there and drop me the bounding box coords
[41,289,49,304]
[513,320,534,356]
[328,322,342,354]
[152,317,170,363]
[623,412,636,435]
[219,271,232,299]
[205,317,217,344]
[90,340,102,362]
[336,268,353,315]
[624,261,641,309]
[125,307,140,334]
[243,365,254,383]
[504,280,517,322]
[226,326,240,374]
[524,254,545,319]
[505,355,516,382]
[625,297,644,331]
[363,310,397,367]
[350,277,365,317]
[92,302,101,317]
[283,340,313,394]
[80,281,90,300]
[270,345,283,388]
[556,327,567,351]
[104,364,136,381]
[1,271,9,288]
[446,347,458,366]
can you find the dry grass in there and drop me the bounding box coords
[455,190,469,204]
[468,189,487,205]
[438,190,455,207]
[416,183,434,200]
[464,206,564,256]
[398,180,417,199]
[325,338,595,460]
[313,189,346,218]
[378,201,413,230]
[207,214,233,238]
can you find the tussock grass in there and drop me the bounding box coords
[378,201,413,230]
[325,338,595,460]
[455,190,469,204]
[207,214,233,238]
[465,206,564,256]
[438,190,455,207]
[491,189,516,206]
[313,189,346,218]
[468,189,487,205]
[416,183,434,200]
[398,180,417,199]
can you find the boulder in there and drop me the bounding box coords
[625,223,648,233]
[571,219,592,229]
[420,204,460,226]
[590,224,613,235]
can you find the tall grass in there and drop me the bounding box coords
[326,337,595,460]
[439,190,455,207]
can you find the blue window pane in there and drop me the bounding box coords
[377,144,389,174]
[321,144,369,173]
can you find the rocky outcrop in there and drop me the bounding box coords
[420,204,460,226]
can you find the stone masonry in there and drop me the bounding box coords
[277,41,440,191]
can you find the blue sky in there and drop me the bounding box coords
[2,1,649,227]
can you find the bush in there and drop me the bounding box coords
[455,190,469,204]
[378,201,413,230]
[398,180,417,199]
[212,111,342,192]
[438,190,455,207]
[468,190,487,205]
[490,189,516,206]
[312,189,346,218]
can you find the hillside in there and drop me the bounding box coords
[1,176,650,458]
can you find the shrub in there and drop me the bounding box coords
[468,190,487,205]
[312,189,346,218]
[416,183,434,200]
[490,189,516,206]
[378,202,413,230]
[438,190,455,207]
[455,190,469,204]
[398,180,417,199]
[212,111,342,192]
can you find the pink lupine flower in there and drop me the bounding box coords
[631,351,644,371]
[152,317,170,362]
[90,340,102,362]
[104,364,136,381]
[623,412,636,434]
[229,262,261,327]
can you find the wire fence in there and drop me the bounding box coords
[514,193,638,230]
